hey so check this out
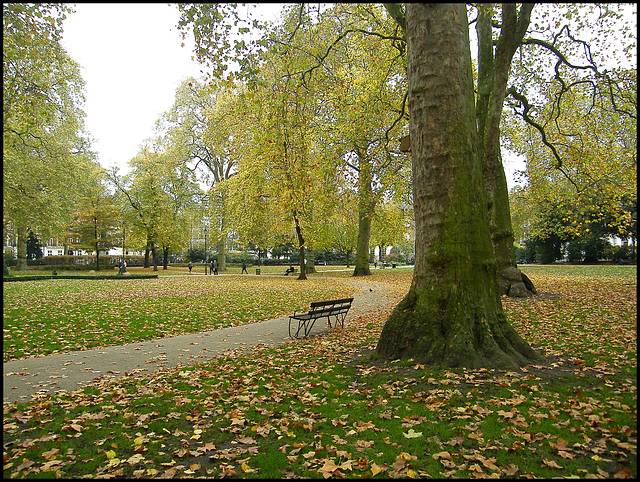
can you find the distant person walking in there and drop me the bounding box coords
[210,260,214,275]
[213,259,218,275]
[241,260,248,274]
[188,261,193,273]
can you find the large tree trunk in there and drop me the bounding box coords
[353,156,374,276]
[306,245,317,274]
[293,211,307,280]
[476,4,536,297]
[16,228,27,271]
[376,3,539,369]
[217,186,228,272]
[216,234,227,272]
[163,246,169,270]
[95,241,100,271]
[352,210,372,276]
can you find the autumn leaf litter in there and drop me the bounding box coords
[3,267,637,478]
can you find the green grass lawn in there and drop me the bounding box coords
[3,271,357,360]
[3,265,637,479]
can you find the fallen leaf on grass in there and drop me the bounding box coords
[317,459,343,478]
[237,436,256,444]
[41,459,64,471]
[42,448,59,461]
[543,459,563,469]
[558,450,575,459]
[356,440,375,448]
[432,451,452,460]
[370,463,387,476]
[502,464,519,476]
[126,454,145,465]
[549,437,569,451]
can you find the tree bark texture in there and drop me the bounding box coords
[376,3,539,369]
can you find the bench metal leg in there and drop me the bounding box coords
[327,313,346,329]
[304,318,318,337]
[290,310,349,339]
[290,317,314,338]
[289,317,304,338]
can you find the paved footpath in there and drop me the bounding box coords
[3,277,392,406]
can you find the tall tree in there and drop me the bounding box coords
[230,7,340,280]
[177,4,411,278]
[25,231,43,260]
[226,148,288,266]
[3,3,95,270]
[376,4,539,368]
[473,4,536,297]
[315,188,359,268]
[109,142,199,270]
[157,79,241,271]
[72,167,120,271]
[301,4,410,277]
[486,4,634,294]
[506,71,637,251]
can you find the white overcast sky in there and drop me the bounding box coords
[60,3,284,177]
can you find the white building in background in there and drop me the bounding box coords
[3,222,141,260]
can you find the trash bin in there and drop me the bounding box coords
[256,268,261,275]
[392,263,397,268]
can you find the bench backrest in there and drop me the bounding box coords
[308,298,353,316]
[310,298,353,308]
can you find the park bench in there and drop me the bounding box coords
[284,266,298,276]
[288,297,354,338]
